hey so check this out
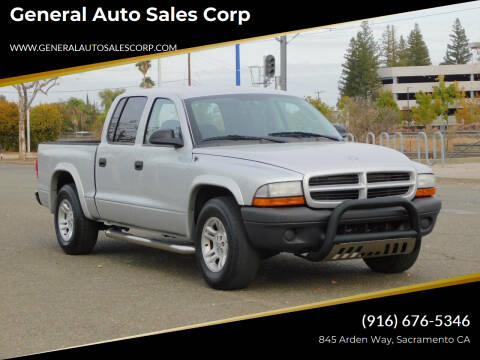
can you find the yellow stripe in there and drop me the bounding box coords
[0,4,446,87]
[37,273,478,355]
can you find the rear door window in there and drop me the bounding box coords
[106,97,127,142]
[111,97,147,143]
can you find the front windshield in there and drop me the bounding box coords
[184,94,342,145]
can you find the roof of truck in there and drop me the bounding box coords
[120,86,294,100]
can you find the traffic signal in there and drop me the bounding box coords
[264,55,275,79]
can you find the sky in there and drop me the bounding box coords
[1,1,479,108]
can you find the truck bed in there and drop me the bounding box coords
[37,142,99,219]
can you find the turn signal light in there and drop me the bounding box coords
[415,187,436,197]
[253,196,305,207]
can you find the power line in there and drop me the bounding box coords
[297,5,480,40]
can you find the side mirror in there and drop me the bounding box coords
[333,123,347,138]
[149,129,184,148]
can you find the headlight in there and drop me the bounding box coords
[416,173,436,197]
[253,181,305,207]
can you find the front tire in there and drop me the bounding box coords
[195,196,260,290]
[363,239,422,273]
[54,184,98,255]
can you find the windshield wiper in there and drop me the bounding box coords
[268,131,340,141]
[201,135,285,143]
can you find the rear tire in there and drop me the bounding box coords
[54,184,98,255]
[363,239,421,273]
[195,196,260,290]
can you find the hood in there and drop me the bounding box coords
[194,141,416,174]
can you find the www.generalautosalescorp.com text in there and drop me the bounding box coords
[9,43,177,53]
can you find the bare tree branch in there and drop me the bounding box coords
[39,78,58,95]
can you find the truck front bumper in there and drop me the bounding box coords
[241,196,441,260]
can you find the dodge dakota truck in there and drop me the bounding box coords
[35,88,441,289]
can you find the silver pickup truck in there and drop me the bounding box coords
[36,87,441,289]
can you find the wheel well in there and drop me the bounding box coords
[54,171,75,193]
[193,185,236,224]
[51,171,76,210]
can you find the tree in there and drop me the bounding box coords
[65,97,87,132]
[339,21,381,99]
[30,103,63,150]
[410,92,437,125]
[376,89,399,111]
[12,78,58,159]
[305,96,334,119]
[0,98,19,151]
[406,23,431,66]
[397,35,409,66]
[455,95,480,124]
[381,25,400,67]
[337,96,400,140]
[98,88,125,113]
[442,18,472,65]
[136,61,155,88]
[410,75,459,126]
[141,76,155,88]
[93,88,126,137]
[431,75,458,123]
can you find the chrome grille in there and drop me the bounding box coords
[304,170,416,208]
[311,189,359,201]
[368,186,410,198]
[367,172,410,183]
[309,174,358,186]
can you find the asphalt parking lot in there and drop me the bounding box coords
[1,162,479,357]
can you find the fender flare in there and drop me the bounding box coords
[50,163,94,219]
[186,175,245,238]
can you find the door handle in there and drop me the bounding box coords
[99,158,107,167]
[134,161,143,171]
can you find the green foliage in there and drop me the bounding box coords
[339,21,381,100]
[406,23,431,66]
[0,99,19,150]
[455,95,480,124]
[136,61,155,88]
[397,36,409,66]
[30,103,63,150]
[140,76,155,89]
[381,25,400,67]
[336,96,400,140]
[431,75,458,121]
[411,75,459,125]
[376,89,399,111]
[442,18,472,65]
[98,88,125,113]
[305,96,334,119]
[410,92,437,125]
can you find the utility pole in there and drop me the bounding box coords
[26,108,30,154]
[187,53,191,86]
[315,91,324,100]
[279,36,287,91]
[157,58,161,87]
[276,34,300,91]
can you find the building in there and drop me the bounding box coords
[378,63,480,126]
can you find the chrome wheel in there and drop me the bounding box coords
[201,217,229,272]
[57,199,74,243]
